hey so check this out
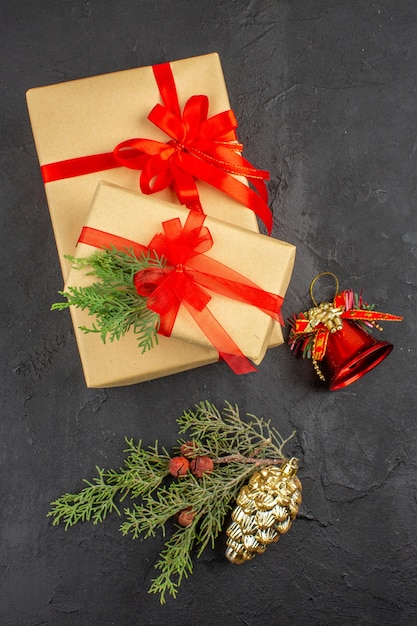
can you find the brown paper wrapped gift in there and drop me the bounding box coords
[63,182,295,387]
[26,52,272,280]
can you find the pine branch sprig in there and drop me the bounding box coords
[149,524,196,602]
[48,403,298,603]
[176,400,293,460]
[51,247,164,352]
[47,439,170,529]
[122,464,256,603]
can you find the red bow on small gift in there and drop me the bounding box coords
[79,211,283,374]
[41,62,273,233]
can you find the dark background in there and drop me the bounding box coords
[1,1,416,624]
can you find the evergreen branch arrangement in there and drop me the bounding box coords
[51,247,163,352]
[48,401,298,603]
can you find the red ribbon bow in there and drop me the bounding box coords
[41,62,273,233]
[290,291,403,361]
[78,211,283,374]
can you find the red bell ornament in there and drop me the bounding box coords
[288,272,403,390]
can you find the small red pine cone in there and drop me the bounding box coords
[177,506,196,527]
[180,441,197,458]
[190,456,214,478]
[168,456,190,477]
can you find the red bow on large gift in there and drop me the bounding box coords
[79,211,283,374]
[41,62,273,233]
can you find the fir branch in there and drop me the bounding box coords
[51,247,164,352]
[47,439,170,529]
[122,463,256,603]
[176,400,293,461]
[48,403,298,603]
[149,524,197,602]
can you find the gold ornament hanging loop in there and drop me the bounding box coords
[309,271,340,307]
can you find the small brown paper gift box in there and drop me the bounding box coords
[26,52,270,280]
[64,182,295,387]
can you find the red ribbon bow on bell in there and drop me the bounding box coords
[79,211,283,374]
[290,290,402,361]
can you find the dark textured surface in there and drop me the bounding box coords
[1,1,416,624]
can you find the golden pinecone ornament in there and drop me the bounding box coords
[225,457,301,564]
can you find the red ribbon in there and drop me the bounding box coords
[291,291,403,361]
[78,211,283,374]
[41,62,273,233]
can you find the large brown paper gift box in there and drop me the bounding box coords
[64,182,295,388]
[26,52,269,281]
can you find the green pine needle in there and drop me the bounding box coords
[47,440,170,529]
[52,247,164,352]
[48,402,297,603]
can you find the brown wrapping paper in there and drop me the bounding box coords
[26,53,265,280]
[27,52,293,384]
[64,182,295,387]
